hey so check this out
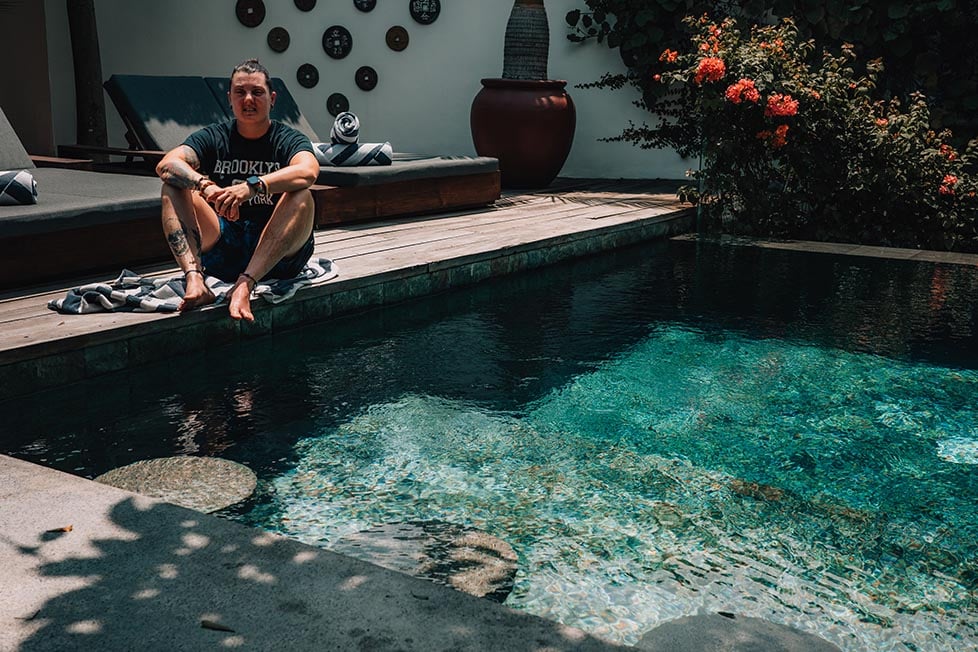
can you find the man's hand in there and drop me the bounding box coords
[205,183,254,221]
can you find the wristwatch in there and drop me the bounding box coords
[246,175,267,196]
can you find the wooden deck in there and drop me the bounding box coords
[0,179,692,399]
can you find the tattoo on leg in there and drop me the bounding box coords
[167,229,190,256]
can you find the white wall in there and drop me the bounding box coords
[44,0,687,180]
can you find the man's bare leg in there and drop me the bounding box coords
[161,185,222,311]
[229,188,315,321]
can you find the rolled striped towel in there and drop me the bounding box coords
[313,142,393,166]
[330,112,360,144]
[0,169,38,206]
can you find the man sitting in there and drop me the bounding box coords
[156,59,319,321]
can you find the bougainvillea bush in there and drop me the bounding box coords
[642,16,978,250]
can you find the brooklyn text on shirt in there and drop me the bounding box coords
[213,160,282,176]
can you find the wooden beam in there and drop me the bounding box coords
[0,218,169,290]
[312,172,501,227]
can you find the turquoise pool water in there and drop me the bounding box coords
[4,240,977,650]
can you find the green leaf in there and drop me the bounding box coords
[804,6,825,23]
[744,0,765,17]
[635,9,655,27]
[887,3,910,19]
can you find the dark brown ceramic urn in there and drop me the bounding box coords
[470,0,576,189]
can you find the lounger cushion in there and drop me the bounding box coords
[0,170,38,205]
[0,109,36,171]
[315,155,499,187]
[104,75,231,151]
[0,168,162,237]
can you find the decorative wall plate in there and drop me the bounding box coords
[409,0,440,25]
[322,25,353,59]
[327,93,350,117]
[267,27,290,52]
[297,63,320,88]
[354,0,376,12]
[235,0,266,28]
[294,0,316,11]
[355,66,378,91]
[386,25,409,51]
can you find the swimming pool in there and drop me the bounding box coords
[4,239,976,650]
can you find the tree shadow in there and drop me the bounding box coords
[6,490,619,651]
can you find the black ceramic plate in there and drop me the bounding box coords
[297,63,319,88]
[327,92,350,117]
[267,26,290,53]
[386,25,409,51]
[235,0,265,28]
[409,0,440,25]
[354,0,376,12]
[294,0,316,11]
[355,66,378,91]
[322,25,353,59]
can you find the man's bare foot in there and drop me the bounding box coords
[179,271,216,312]
[229,277,255,322]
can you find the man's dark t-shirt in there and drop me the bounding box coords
[183,120,314,222]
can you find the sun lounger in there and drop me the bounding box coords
[94,74,500,226]
[0,107,166,290]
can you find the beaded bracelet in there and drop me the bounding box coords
[239,272,257,289]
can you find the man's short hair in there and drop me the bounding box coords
[231,59,271,88]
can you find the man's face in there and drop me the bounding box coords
[228,72,274,124]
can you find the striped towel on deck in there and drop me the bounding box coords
[314,111,393,166]
[330,112,360,144]
[314,142,393,166]
[48,257,338,314]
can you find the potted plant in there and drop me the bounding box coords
[470,0,576,189]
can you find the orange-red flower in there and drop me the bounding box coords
[876,118,888,128]
[694,57,726,84]
[725,78,760,104]
[659,49,679,63]
[939,174,958,196]
[940,144,958,161]
[765,93,799,118]
[756,124,789,148]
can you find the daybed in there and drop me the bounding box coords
[84,74,501,227]
[0,107,165,290]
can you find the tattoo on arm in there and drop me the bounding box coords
[159,146,203,189]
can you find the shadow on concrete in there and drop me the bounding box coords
[3,475,621,651]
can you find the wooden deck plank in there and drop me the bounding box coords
[0,180,689,370]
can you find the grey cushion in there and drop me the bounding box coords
[315,155,499,187]
[0,168,162,237]
[0,108,35,171]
